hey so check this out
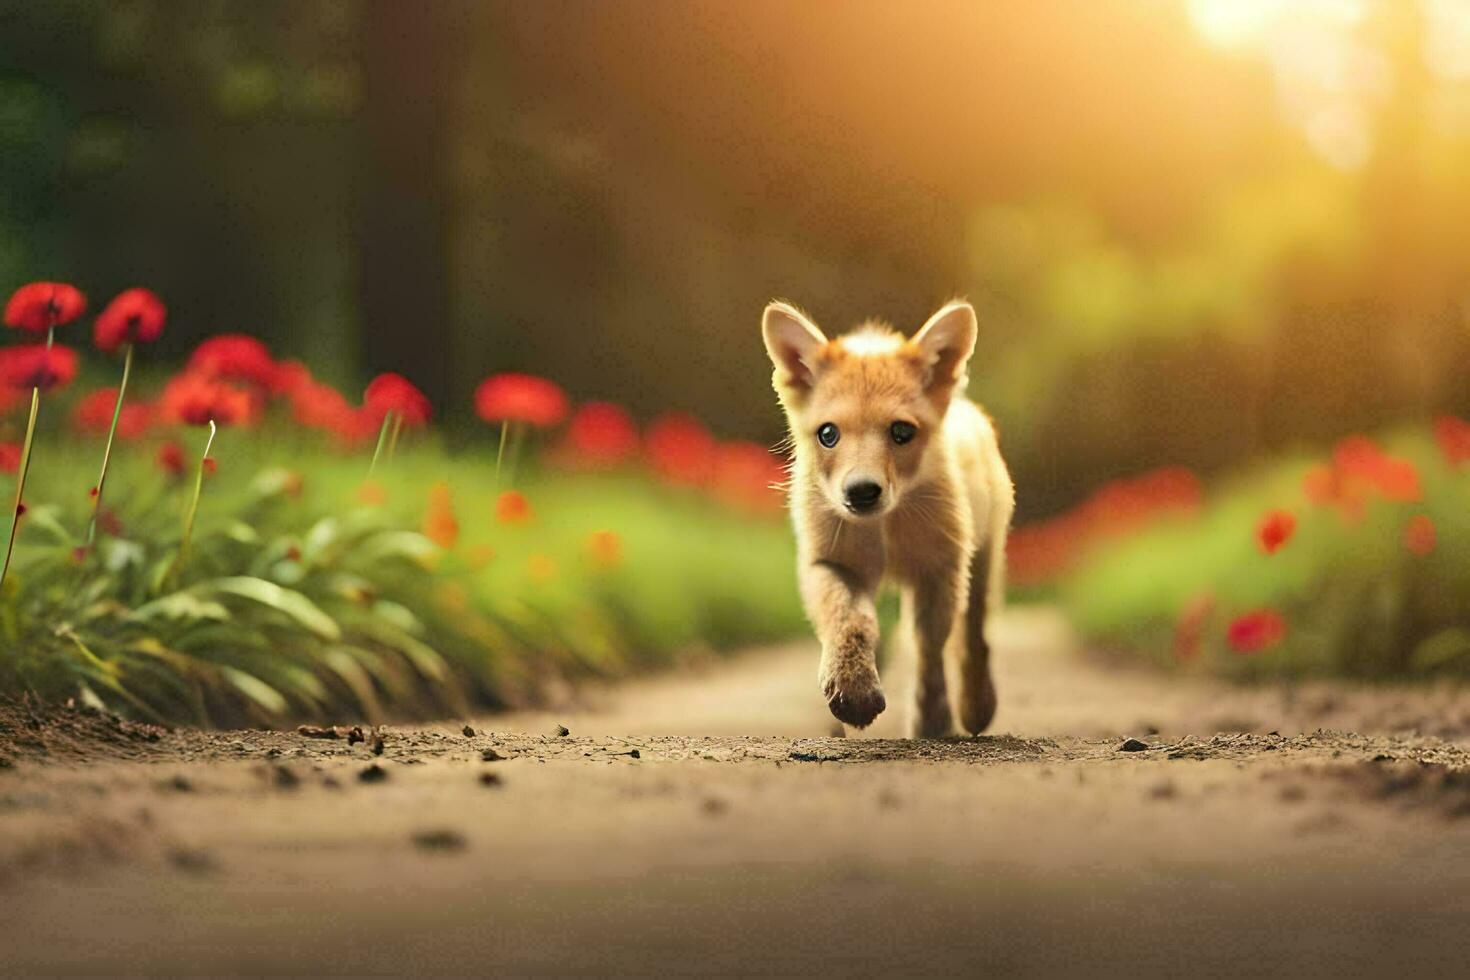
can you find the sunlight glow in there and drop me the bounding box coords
[1185,0,1295,49]
[1425,0,1470,81]
[1185,0,1384,170]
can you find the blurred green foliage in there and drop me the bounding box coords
[0,427,803,725]
[1059,428,1470,679]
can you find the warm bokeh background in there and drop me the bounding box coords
[3,0,1469,521]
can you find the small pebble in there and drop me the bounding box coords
[411,829,467,852]
[346,726,365,746]
[168,847,217,875]
[462,725,475,738]
[555,725,570,737]
[1120,737,1149,752]
[480,748,505,762]
[371,736,385,756]
[1147,780,1177,800]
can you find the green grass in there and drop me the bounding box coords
[0,424,804,725]
[1057,429,1470,679]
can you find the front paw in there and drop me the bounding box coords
[820,663,886,729]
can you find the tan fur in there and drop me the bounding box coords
[762,300,1015,736]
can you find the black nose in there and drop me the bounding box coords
[843,479,883,513]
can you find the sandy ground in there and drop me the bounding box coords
[2,608,1469,977]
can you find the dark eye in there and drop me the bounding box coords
[890,421,917,445]
[817,422,840,448]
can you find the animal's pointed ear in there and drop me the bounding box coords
[762,301,828,391]
[912,300,977,398]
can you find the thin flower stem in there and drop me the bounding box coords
[0,390,42,591]
[169,420,216,583]
[494,420,509,483]
[81,342,135,557]
[0,326,54,591]
[386,412,404,462]
[368,412,394,477]
[506,421,526,485]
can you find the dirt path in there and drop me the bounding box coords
[3,609,1469,976]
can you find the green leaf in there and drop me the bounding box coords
[102,538,146,574]
[1411,628,1470,673]
[23,505,72,544]
[132,592,232,623]
[355,531,437,566]
[223,521,260,545]
[219,666,289,715]
[351,616,449,682]
[322,647,383,720]
[194,577,341,640]
[371,599,423,635]
[302,517,342,564]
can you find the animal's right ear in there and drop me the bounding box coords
[762,302,828,391]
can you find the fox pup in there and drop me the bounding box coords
[762,300,1014,737]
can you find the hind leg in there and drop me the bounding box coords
[955,543,999,734]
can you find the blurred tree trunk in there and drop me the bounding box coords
[356,1,466,402]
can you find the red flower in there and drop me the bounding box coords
[0,442,20,473]
[72,387,152,440]
[645,413,717,486]
[1302,464,1338,506]
[291,379,374,445]
[564,402,638,465]
[1302,463,1365,523]
[364,373,431,427]
[1403,515,1436,556]
[93,288,166,352]
[1373,458,1422,502]
[712,440,787,513]
[158,372,256,427]
[1433,415,1470,468]
[4,282,86,333]
[1255,509,1296,555]
[187,334,278,389]
[1331,435,1384,477]
[156,440,186,478]
[1083,467,1203,533]
[0,344,78,391]
[978,465,1202,587]
[474,373,568,428]
[1227,609,1286,654]
[495,490,533,525]
[1331,435,1421,503]
[270,359,312,397]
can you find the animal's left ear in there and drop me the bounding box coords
[912,300,977,398]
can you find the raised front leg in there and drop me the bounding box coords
[907,565,963,739]
[800,559,885,728]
